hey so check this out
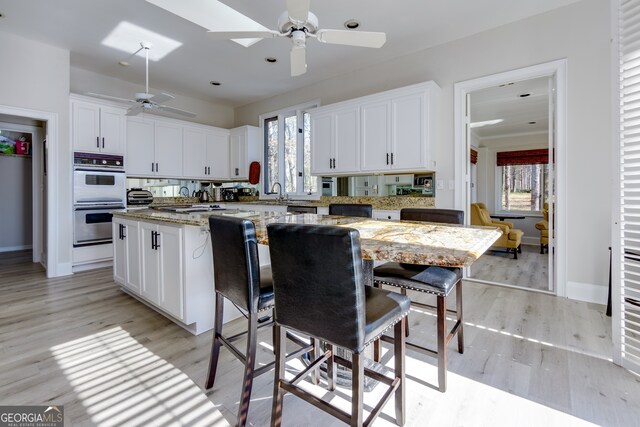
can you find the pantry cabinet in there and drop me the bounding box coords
[72,99,125,155]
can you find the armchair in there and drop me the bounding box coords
[471,203,523,259]
[476,202,514,229]
[535,203,549,254]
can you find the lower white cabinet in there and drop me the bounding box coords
[372,210,401,220]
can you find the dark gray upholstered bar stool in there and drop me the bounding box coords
[206,216,313,427]
[373,208,464,393]
[267,223,410,427]
[328,203,373,218]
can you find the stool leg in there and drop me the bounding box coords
[394,318,406,426]
[351,352,364,427]
[271,324,285,427]
[437,295,447,393]
[326,343,336,391]
[237,314,258,427]
[311,338,320,385]
[540,243,544,254]
[205,293,225,389]
[456,281,464,354]
[373,339,381,362]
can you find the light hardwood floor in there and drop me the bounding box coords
[1,252,638,426]
[469,244,550,291]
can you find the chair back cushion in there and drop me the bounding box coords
[400,208,463,224]
[470,203,492,226]
[209,216,261,313]
[328,203,373,218]
[267,223,366,351]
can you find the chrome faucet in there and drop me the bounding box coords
[179,186,190,197]
[269,182,284,201]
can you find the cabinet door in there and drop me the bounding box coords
[310,112,333,175]
[229,129,247,179]
[125,221,141,294]
[155,121,184,177]
[207,131,230,179]
[126,117,155,176]
[112,221,126,285]
[391,92,425,170]
[140,222,160,304]
[72,101,101,153]
[333,107,360,173]
[158,225,184,320]
[100,106,125,155]
[360,100,391,172]
[183,127,208,179]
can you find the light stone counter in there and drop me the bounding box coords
[113,209,500,267]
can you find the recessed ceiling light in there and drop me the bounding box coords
[265,57,277,63]
[209,81,221,86]
[528,121,537,125]
[470,119,504,128]
[344,19,360,30]
[519,93,531,98]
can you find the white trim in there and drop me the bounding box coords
[0,104,66,278]
[454,59,567,297]
[566,281,608,305]
[476,129,548,141]
[0,245,33,252]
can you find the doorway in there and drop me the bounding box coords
[454,60,567,296]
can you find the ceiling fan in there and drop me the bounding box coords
[87,42,196,118]
[146,0,387,76]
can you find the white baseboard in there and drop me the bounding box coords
[521,236,541,246]
[566,280,608,305]
[0,245,33,252]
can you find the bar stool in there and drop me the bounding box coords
[374,208,464,393]
[206,216,312,427]
[328,203,373,218]
[267,223,410,427]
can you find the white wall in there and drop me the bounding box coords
[234,0,611,301]
[0,30,71,275]
[0,156,32,251]
[70,67,235,129]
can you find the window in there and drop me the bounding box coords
[263,103,318,196]
[497,149,549,212]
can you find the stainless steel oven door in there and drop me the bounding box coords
[73,168,126,205]
[74,205,122,246]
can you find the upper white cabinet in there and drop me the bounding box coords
[229,125,261,180]
[310,81,439,176]
[126,117,183,178]
[183,126,230,180]
[310,106,360,175]
[72,99,126,155]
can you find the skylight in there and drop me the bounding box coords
[102,21,182,61]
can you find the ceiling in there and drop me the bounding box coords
[0,0,579,108]
[470,77,550,140]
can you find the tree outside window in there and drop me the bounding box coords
[497,149,549,212]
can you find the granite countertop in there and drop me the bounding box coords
[113,209,500,267]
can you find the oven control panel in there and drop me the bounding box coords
[74,152,124,169]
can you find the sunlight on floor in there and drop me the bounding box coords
[50,327,229,427]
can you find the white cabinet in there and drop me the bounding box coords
[139,222,184,320]
[373,210,401,220]
[352,175,381,196]
[229,125,261,180]
[384,174,414,185]
[113,218,141,294]
[183,127,230,180]
[310,106,360,175]
[361,100,391,171]
[126,117,183,178]
[72,100,125,155]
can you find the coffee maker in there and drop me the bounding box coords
[222,188,239,202]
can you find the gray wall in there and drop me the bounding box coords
[0,156,32,251]
[233,0,611,300]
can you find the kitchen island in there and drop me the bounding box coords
[112,208,500,335]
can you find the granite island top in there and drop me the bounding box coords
[113,209,501,267]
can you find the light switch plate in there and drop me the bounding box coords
[448,180,455,190]
[436,180,444,190]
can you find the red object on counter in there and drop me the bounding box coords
[248,161,260,184]
[16,141,30,155]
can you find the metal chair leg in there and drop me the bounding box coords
[237,314,258,427]
[205,293,225,389]
[351,352,364,427]
[394,319,406,426]
[326,343,336,391]
[437,295,447,393]
[311,338,320,385]
[456,281,464,354]
[270,324,285,427]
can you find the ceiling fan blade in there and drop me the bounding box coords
[86,92,136,104]
[126,106,144,116]
[287,0,310,25]
[207,30,282,40]
[316,29,386,48]
[149,92,175,104]
[290,46,307,77]
[156,105,197,118]
[146,0,270,47]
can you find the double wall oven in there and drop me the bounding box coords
[73,152,125,246]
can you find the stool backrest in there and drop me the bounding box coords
[328,203,372,218]
[267,223,366,352]
[208,216,261,313]
[400,208,464,225]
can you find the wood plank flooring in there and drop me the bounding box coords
[469,244,550,291]
[1,253,639,426]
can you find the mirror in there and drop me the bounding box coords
[126,178,258,198]
[322,173,435,197]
